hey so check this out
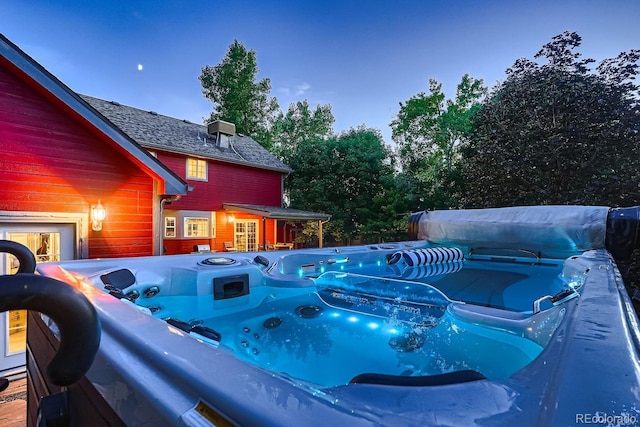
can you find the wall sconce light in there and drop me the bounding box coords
[91,200,106,231]
[227,213,235,223]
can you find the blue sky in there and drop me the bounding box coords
[2,0,639,144]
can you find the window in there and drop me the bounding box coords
[164,217,176,238]
[186,158,207,181]
[184,217,209,237]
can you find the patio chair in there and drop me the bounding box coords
[223,242,237,252]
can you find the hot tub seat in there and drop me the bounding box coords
[448,301,568,347]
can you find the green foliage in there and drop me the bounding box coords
[271,100,335,163]
[286,127,399,244]
[461,31,640,208]
[196,32,640,246]
[199,40,279,148]
[391,75,486,211]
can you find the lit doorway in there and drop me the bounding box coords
[234,220,258,252]
[0,224,75,376]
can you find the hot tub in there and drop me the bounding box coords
[34,206,640,426]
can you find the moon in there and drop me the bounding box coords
[137,64,143,71]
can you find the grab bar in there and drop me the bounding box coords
[533,295,554,314]
[533,288,579,314]
[1,239,37,273]
[0,240,100,386]
[0,274,101,386]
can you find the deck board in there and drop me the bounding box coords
[0,378,27,427]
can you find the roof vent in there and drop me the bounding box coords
[207,120,236,136]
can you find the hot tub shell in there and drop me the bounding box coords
[32,206,640,426]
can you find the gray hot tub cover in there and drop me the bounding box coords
[416,205,610,258]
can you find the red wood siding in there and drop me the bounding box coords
[157,150,283,254]
[0,62,155,258]
[157,151,283,211]
[162,215,277,255]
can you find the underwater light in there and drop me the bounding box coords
[347,316,359,323]
[568,280,584,289]
[367,322,380,330]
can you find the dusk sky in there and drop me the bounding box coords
[2,0,639,144]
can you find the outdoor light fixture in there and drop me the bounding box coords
[227,213,235,223]
[91,200,106,231]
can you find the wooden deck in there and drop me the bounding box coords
[0,378,26,427]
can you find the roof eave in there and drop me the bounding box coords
[143,143,292,174]
[223,203,331,221]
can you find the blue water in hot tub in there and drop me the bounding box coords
[210,291,542,387]
[141,258,568,388]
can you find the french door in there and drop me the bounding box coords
[0,224,75,376]
[234,220,258,252]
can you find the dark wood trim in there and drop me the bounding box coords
[27,311,125,426]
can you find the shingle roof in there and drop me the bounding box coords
[81,95,291,174]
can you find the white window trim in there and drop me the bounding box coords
[184,217,209,238]
[186,158,208,181]
[211,211,217,238]
[164,216,176,238]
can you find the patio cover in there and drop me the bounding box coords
[223,203,330,221]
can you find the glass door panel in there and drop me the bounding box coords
[1,225,74,375]
[234,220,258,251]
[234,222,246,251]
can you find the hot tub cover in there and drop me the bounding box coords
[416,205,610,258]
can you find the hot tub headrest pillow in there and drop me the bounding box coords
[389,247,464,267]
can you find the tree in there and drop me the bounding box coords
[461,31,640,208]
[391,75,486,211]
[271,100,335,163]
[286,127,398,244]
[199,40,279,148]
